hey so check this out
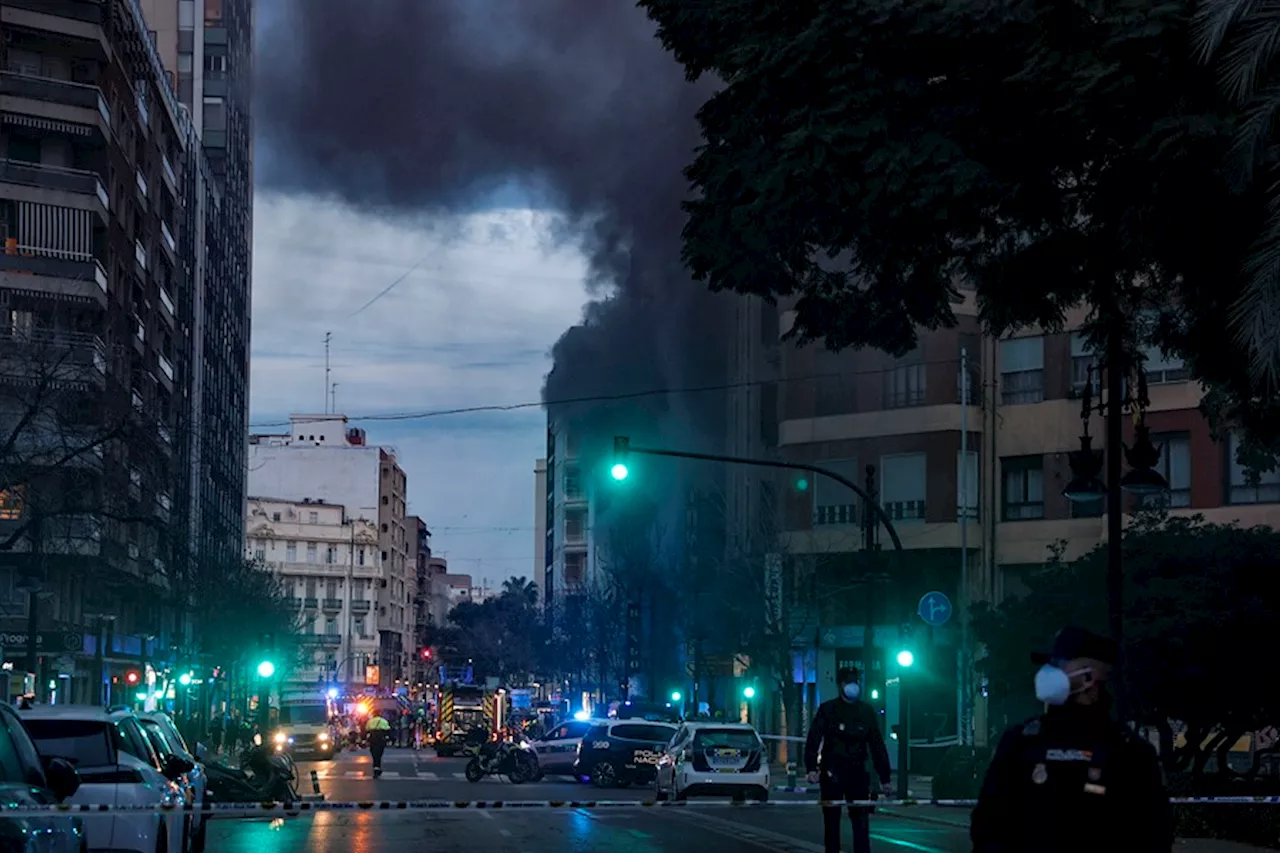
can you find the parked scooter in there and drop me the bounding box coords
[200,737,300,802]
[464,739,537,784]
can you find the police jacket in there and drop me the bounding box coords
[803,698,892,783]
[971,706,1174,853]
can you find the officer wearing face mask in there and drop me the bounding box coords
[804,666,893,853]
[971,626,1174,853]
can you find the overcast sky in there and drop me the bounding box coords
[249,191,589,586]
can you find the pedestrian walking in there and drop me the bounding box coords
[803,666,893,853]
[226,712,242,755]
[366,709,391,777]
[970,626,1174,853]
[208,714,224,755]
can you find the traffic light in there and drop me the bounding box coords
[256,659,276,678]
[178,672,193,686]
[125,670,140,686]
[670,690,682,703]
[742,685,756,699]
[896,650,915,668]
[794,476,810,492]
[611,436,630,481]
[420,648,431,660]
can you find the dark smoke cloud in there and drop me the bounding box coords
[255,0,734,476]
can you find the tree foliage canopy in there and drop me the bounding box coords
[973,514,1280,773]
[435,576,546,683]
[638,0,1280,446]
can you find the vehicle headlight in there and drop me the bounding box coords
[318,732,330,741]
[273,732,287,745]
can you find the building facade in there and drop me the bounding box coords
[247,414,414,684]
[541,421,599,618]
[245,496,379,691]
[0,0,221,703]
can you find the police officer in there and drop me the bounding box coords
[804,666,893,853]
[971,626,1174,852]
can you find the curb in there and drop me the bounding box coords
[876,807,970,829]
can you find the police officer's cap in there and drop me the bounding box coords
[1030,625,1118,665]
[836,666,861,684]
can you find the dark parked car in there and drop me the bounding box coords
[0,701,85,853]
[573,719,678,788]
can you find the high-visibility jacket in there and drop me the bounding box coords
[366,715,391,732]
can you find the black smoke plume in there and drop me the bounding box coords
[254,0,734,476]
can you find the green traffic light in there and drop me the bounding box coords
[795,477,809,492]
[257,660,276,678]
[178,672,192,686]
[670,691,682,702]
[135,692,146,702]
[611,463,629,481]
[896,650,915,668]
[743,686,756,699]
[870,688,880,700]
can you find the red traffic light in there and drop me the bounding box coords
[420,648,431,660]
[125,670,140,685]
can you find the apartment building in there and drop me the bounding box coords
[245,497,379,691]
[0,0,220,702]
[407,515,438,683]
[541,421,599,617]
[137,0,254,568]
[247,415,413,684]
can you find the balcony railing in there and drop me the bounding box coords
[0,160,107,208]
[160,221,176,254]
[0,72,110,128]
[157,353,174,382]
[134,240,147,271]
[303,597,319,609]
[158,287,175,317]
[157,425,172,446]
[0,327,106,372]
[0,249,108,297]
[351,600,371,614]
[135,169,148,200]
[322,598,344,611]
[160,153,177,191]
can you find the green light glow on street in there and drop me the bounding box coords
[610,463,629,481]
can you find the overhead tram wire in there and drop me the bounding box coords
[248,355,979,429]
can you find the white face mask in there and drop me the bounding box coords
[1034,664,1092,706]
[841,682,861,701]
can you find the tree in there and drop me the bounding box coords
[191,555,300,675]
[501,576,539,610]
[441,579,547,684]
[972,512,1280,776]
[638,0,1280,445]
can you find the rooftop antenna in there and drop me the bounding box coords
[331,382,338,415]
[324,332,332,413]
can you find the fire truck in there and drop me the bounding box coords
[434,681,492,756]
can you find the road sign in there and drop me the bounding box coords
[917,591,952,627]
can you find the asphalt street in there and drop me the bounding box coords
[205,747,975,852]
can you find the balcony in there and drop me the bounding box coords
[160,220,176,255]
[0,72,110,132]
[131,389,144,412]
[303,597,319,610]
[350,600,371,614]
[157,424,172,447]
[0,248,108,307]
[0,328,106,385]
[322,598,343,611]
[156,353,174,384]
[0,160,108,218]
[160,153,177,192]
[154,492,171,522]
[134,240,147,272]
[135,92,149,134]
[319,634,342,647]
[135,169,148,202]
[157,286,175,318]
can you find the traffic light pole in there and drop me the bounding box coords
[618,444,906,562]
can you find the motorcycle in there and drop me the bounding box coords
[464,740,537,784]
[201,740,300,803]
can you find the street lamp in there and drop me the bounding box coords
[1063,359,1168,721]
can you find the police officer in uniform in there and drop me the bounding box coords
[971,626,1174,852]
[804,666,893,853]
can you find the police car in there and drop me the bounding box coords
[529,719,602,777]
[654,722,769,801]
[573,719,679,788]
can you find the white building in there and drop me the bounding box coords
[247,414,413,684]
[245,498,380,690]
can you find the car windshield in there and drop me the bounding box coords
[694,729,759,751]
[25,719,113,767]
[280,705,328,725]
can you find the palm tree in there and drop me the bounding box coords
[1195,0,1280,382]
[501,576,539,610]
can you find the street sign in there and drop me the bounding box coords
[0,633,84,654]
[917,591,952,627]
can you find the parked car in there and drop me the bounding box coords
[654,722,770,802]
[0,701,85,853]
[573,719,679,788]
[528,719,602,777]
[22,706,192,853]
[139,713,207,853]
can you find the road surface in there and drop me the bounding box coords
[206,747,974,852]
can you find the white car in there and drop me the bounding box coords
[22,706,191,853]
[140,714,207,852]
[654,722,770,802]
[529,719,601,777]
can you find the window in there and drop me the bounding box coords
[285,541,297,562]
[324,546,335,564]
[1070,333,1097,391]
[1137,433,1191,509]
[957,450,979,520]
[0,487,23,520]
[0,708,24,782]
[354,616,366,637]
[884,363,926,408]
[324,617,337,636]
[358,547,365,566]
[381,496,388,506]
[879,453,927,522]
[202,97,226,132]
[271,512,281,522]
[564,466,582,499]
[179,0,195,28]
[565,510,586,541]
[306,542,317,563]
[565,552,585,584]
[25,720,114,769]
[1002,457,1045,520]
[813,458,860,526]
[1142,344,1190,385]
[1000,337,1045,404]
[1227,431,1280,504]
[254,546,265,562]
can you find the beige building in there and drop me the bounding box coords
[245,497,380,690]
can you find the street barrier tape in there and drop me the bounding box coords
[1,796,1279,818]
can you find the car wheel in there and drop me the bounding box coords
[673,777,687,802]
[464,758,485,782]
[590,761,617,788]
[755,786,770,803]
